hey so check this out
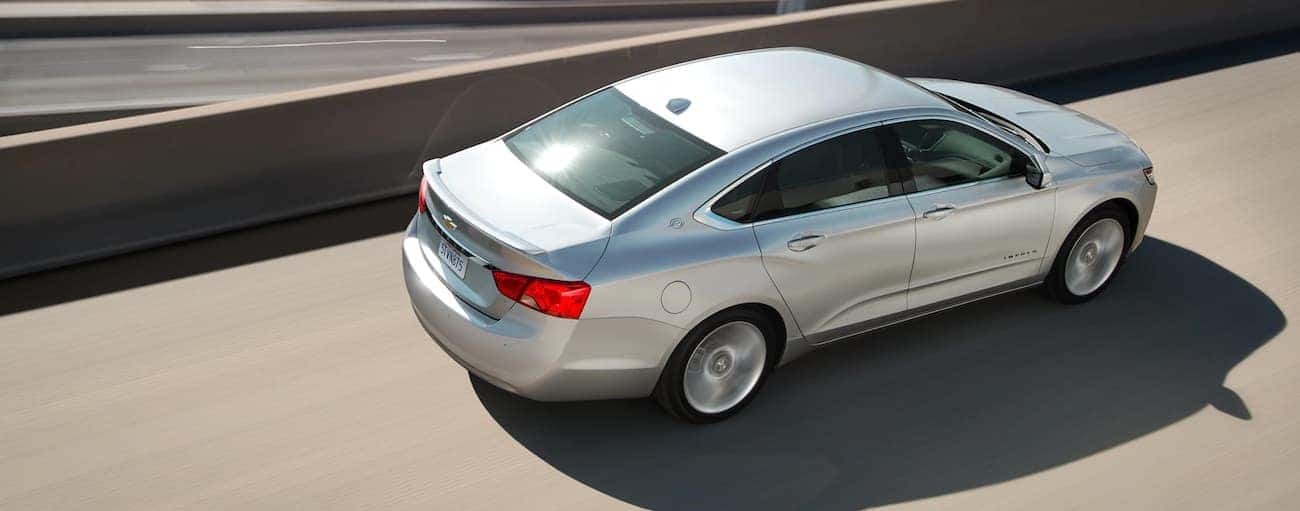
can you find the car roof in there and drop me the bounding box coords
[613,47,950,151]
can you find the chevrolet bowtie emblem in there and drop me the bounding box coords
[442,214,458,231]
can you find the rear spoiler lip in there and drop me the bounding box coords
[422,159,546,256]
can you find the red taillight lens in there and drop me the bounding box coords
[521,279,591,319]
[417,176,428,213]
[491,270,590,319]
[491,270,530,301]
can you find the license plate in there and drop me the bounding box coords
[437,238,468,279]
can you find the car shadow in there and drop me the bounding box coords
[0,196,413,316]
[473,237,1284,510]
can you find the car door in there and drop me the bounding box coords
[712,125,915,343]
[887,118,1056,309]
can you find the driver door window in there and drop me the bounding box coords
[892,120,1026,192]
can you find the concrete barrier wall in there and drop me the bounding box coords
[2,0,1297,279]
[0,1,777,38]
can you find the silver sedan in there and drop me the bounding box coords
[402,48,1156,422]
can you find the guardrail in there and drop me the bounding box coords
[2,0,1297,279]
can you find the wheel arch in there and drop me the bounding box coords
[729,302,788,368]
[1045,191,1144,273]
[671,301,792,374]
[1102,197,1141,248]
[1073,197,1140,250]
[1040,195,1140,303]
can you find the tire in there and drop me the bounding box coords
[653,308,777,423]
[1043,204,1132,304]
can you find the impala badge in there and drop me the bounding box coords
[1003,249,1038,261]
[442,214,458,232]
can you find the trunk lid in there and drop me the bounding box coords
[420,140,611,318]
[910,78,1139,166]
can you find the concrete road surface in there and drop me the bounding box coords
[0,17,737,134]
[1,32,1298,510]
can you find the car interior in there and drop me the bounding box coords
[711,120,1033,223]
[894,121,1017,192]
[752,130,892,220]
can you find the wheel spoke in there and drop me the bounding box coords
[1063,218,1125,296]
[683,321,766,414]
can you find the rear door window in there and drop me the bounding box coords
[710,126,897,223]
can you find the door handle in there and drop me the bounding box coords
[922,203,958,220]
[787,234,825,252]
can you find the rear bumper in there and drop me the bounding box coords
[401,217,682,401]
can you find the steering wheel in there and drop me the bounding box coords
[903,130,944,159]
[978,154,1010,177]
[900,139,922,159]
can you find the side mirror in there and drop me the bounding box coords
[1026,165,1052,189]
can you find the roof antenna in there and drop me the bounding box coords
[666,98,691,114]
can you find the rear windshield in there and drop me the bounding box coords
[504,88,724,219]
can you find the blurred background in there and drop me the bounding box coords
[1,0,797,135]
[1,1,1298,510]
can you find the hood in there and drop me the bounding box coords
[910,78,1141,167]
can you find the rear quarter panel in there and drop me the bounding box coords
[581,141,811,366]
[582,220,811,367]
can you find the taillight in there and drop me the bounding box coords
[491,269,590,319]
[1142,166,1155,185]
[491,271,530,301]
[417,176,428,213]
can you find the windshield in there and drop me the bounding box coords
[504,88,724,219]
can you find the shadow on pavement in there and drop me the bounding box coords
[1015,28,1300,103]
[0,196,413,316]
[475,238,1284,510]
